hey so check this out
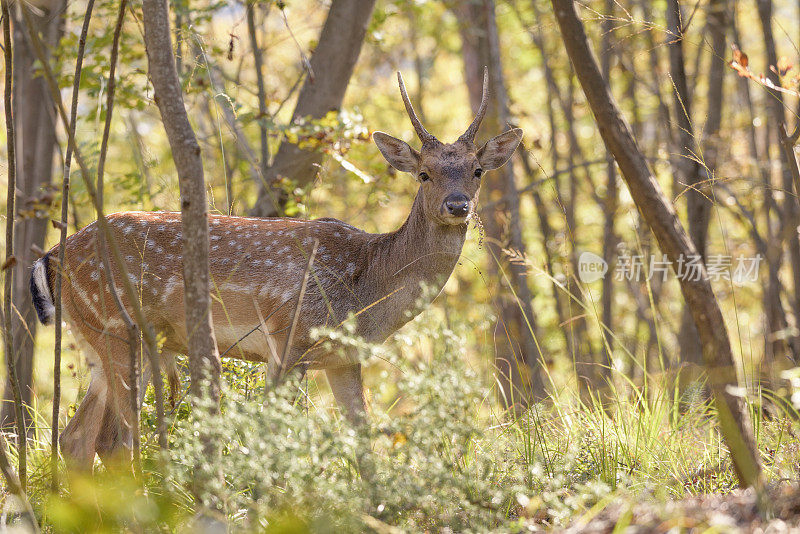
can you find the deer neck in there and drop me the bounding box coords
[360,188,467,334]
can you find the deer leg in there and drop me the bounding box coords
[326,364,366,425]
[67,329,133,472]
[60,364,108,470]
[139,349,181,409]
[103,352,141,463]
[164,351,181,409]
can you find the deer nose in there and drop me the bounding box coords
[444,194,470,217]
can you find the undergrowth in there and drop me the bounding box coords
[1,312,799,532]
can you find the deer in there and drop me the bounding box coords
[29,69,523,468]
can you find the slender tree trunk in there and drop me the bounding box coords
[729,12,795,365]
[563,72,596,399]
[2,0,26,490]
[600,0,617,383]
[512,1,577,365]
[251,0,376,217]
[551,0,763,491]
[1,0,64,430]
[756,0,800,369]
[142,0,221,500]
[665,0,707,373]
[455,0,546,408]
[677,0,728,389]
[52,0,96,489]
[246,1,269,184]
[518,149,571,371]
[524,0,595,398]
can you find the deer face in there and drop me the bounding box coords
[373,68,523,226]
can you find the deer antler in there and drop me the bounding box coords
[397,71,437,145]
[459,66,489,144]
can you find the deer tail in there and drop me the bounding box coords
[30,253,55,325]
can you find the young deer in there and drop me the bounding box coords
[30,70,522,467]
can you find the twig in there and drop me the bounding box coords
[246,1,269,177]
[275,240,318,385]
[52,0,96,491]
[278,4,313,80]
[1,0,26,491]
[218,298,290,359]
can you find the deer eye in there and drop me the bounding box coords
[474,168,483,179]
[418,172,430,182]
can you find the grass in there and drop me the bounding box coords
[1,297,798,532]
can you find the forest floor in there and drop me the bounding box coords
[551,484,800,533]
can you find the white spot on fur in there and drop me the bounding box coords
[163,277,181,301]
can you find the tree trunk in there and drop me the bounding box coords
[142,0,221,500]
[251,0,376,217]
[455,0,546,408]
[524,0,595,398]
[599,0,617,384]
[1,0,64,430]
[550,0,763,490]
[756,0,800,369]
[729,12,795,365]
[665,0,708,373]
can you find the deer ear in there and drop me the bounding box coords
[373,131,420,173]
[477,128,523,170]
